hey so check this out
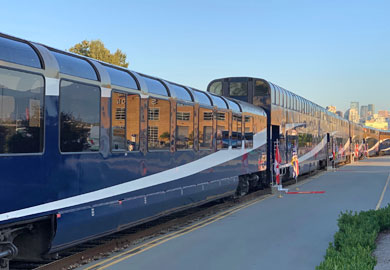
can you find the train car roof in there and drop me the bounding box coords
[234,99,267,116]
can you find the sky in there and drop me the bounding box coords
[1,0,389,113]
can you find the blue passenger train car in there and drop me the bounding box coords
[0,34,267,266]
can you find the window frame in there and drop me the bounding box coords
[198,105,214,151]
[216,108,230,150]
[208,81,223,96]
[176,102,195,151]
[59,78,101,154]
[110,89,141,153]
[271,84,276,105]
[147,96,171,152]
[243,114,254,149]
[0,66,46,156]
[231,113,243,149]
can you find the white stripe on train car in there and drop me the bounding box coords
[368,141,380,152]
[298,135,327,163]
[0,129,267,222]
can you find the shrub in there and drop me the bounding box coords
[316,204,390,270]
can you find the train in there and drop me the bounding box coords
[207,77,390,179]
[0,33,389,268]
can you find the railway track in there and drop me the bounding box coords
[9,171,320,270]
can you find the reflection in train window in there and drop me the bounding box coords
[126,94,140,151]
[244,115,253,148]
[199,108,213,149]
[217,111,229,150]
[176,103,194,150]
[60,80,100,152]
[111,92,140,151]
[209,81,222,96]
[111,92,126,151]
[229,82,247,97]
[271,85,275,104]
[0,67,44,154]
[232,114,242,149]
[254,80,268,96]
[148,98,170,151]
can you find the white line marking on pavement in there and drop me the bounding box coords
[376,172,390,210]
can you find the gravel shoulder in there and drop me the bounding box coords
[374,230,390,270]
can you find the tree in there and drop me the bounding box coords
[69,40,129,68]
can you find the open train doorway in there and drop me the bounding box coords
[270,125,280,182]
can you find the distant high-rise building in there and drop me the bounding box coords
[336,111,343,118]
[326,105,336,113]
[351,102,359,116]
[378,110,389,118]
[360,105,368,122]
[368,104,375,116]
[349,108,359,123]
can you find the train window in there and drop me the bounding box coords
[209,81,222,96]
[176,103,194,150]
[104,65,138,89]
[111,91,141,152]
[216,111,229,149]
[199,107,213,149]
[0,67,44,154]
[276,87,280,105]
[292,94,295,110]
[229,82,247,97]
[192,89,212,105]
[287,93,291,109]
[225,98,241,112]
[292,95,297,111]
[287,92,290,109]
[0,37,42,68]
[148,98,170,150]
[52,51,98,81]
[111,91,126,151]
[232,114,242,149]
[60,80,100,152]
[210,95,228,109]
[167,83,192,101]
[271,84,275,104]
[244,115,253,148]
[126,94,140,151]
[297,97,301,112]
[254,80,268,96]
[280,89,284,107]
[142,76,169,96]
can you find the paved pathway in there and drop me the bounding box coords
[79,156,390,270]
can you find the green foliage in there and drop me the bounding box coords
[316,204,390,270]
[69,40,129,68]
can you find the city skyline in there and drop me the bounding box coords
[326,101,390,130]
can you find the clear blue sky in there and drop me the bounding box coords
[1,0,389,113]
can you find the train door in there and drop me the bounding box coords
[327,133,334,166]
[271,125,280,163]
[286,129,298,165]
